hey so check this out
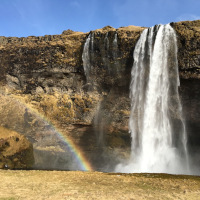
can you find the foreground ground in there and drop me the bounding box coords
[0,170,200,200]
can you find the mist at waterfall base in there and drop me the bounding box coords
[115,24,191,175]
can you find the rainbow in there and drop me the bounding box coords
[51,127,93,171]
[3,93,93,171]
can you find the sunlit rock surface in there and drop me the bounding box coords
[0,126,34,169]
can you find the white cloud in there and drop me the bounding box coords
[177,14,200,22]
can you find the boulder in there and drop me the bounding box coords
[0,126,34,169]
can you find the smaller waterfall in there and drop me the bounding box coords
[112,33,118,58]
[82,33,91,82]
[94,102,105,147]
[116,24,189,174]
[82,33,95,82]
[112,32,120,73]
[82,31,122,153]
[113,33,118,47]
[91,32,94,52]
[82,31,120,81]
[82,32,105,147]
[103,33,110,72]
[104,32,109,50]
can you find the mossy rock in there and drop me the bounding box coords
[0,126,34,169]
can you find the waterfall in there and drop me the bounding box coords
[94,102,105,147]
[82,33,95,82]
[116,24,189,174]
[82,31,121,153]
[112,32,118,59]
[82,33,91,82]
[104,32,109,50]
[113,32,118,49]
[112,32,120,73]
[82,31,120,81]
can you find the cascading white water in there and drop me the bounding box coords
[113,32,118,48]
[82,31,121,149]
[82,33,95,82]
[91,32,94,52]
[112,32,118,59]
[82,31,120,80]
[116,24,189,174]
[82,33,92,82]
[104,32,109,50]
[112,32,120,72]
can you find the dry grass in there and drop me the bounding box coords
[0,170,200,200]
[118,25,145,32]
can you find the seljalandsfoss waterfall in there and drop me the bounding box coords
[2,19,200,177]
[116,24,190,174]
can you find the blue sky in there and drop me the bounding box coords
[0,0,199,37]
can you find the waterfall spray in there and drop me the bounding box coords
[116,24,189,174]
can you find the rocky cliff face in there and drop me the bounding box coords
[0,20,199,171]
[172,21,200,167]
[172,20,200,79]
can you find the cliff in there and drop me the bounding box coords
[172,21,200,160]
[172,20,200,79]
[0,20,199,170]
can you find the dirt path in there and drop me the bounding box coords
[0,170,200,199]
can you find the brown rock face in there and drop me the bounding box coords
[0,126,34,169]
[0,21,199,171]
[172,20,200,79]
[0,25,145,170]
[172,20,200,165]
[0,31,86,93]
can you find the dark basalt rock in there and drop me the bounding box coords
[172,20,200,79]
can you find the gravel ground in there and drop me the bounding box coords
[0,170,200,200]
